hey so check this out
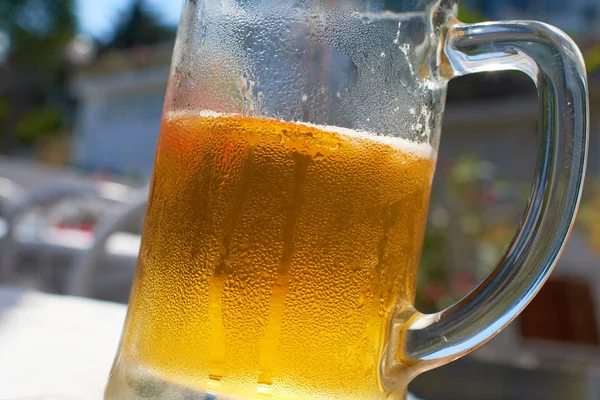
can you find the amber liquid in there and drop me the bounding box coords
[106,112,435,400]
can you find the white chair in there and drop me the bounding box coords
[0,177,25,237]
[0,180,133,288]
[67,187,148,300]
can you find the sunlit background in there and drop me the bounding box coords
[0,1,599,399]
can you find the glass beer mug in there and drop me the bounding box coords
[106,0,588,399]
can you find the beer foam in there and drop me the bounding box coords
[166,110,435,160]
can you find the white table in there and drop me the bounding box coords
[0,287,422,400]
[0,286,126,400]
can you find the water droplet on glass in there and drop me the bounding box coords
[356,295,365,308]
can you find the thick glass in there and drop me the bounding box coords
[105,0,588,399]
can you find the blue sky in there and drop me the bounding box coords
[76,0,185,40]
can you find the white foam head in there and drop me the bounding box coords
[166,110,435,160]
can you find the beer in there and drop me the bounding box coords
[106,111,435,400]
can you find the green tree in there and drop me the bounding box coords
[457,2,486,24]
[108,0,175,49]
[0,0,76,155]
[1,0,75,71]
[584,45,600,74]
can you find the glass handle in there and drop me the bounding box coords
[395,20,588,375]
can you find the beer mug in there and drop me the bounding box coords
[106,0,588,399]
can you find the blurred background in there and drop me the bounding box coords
[0,0,598,399]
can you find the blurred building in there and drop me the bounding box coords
[70,44,172,180]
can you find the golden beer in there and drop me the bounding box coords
[107,112,435,400]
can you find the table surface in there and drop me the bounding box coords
[0,286,126,400]
[0,286,421,400]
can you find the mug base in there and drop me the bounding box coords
[105,363,414,400]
